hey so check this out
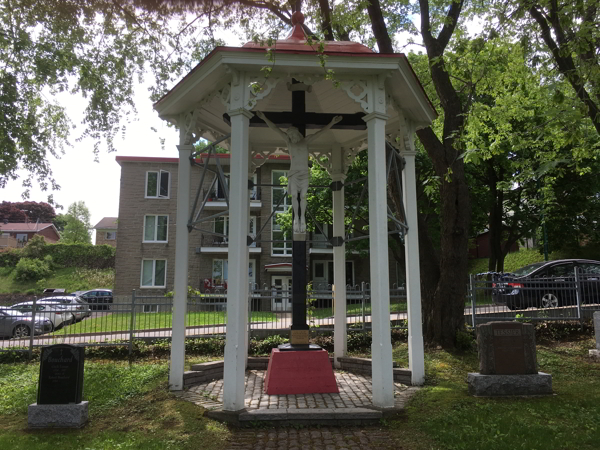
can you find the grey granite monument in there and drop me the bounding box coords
[467,322,552,396]
[28,344,88,428]
[590,311,600,359]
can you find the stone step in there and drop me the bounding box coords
[205,407,385,426]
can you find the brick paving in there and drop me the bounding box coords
[177,370,418,411]
[225,426,405,450]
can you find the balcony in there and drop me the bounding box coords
[197,234,262,254]
[202,188,262,210]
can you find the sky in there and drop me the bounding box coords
[0,21,421,242]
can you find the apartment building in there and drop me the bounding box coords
[113,154,402,299]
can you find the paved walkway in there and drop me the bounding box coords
[225,427,404,450]
[176,370,418,412]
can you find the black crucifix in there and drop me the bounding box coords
[224,79,366,348]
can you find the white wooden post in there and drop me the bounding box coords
[223,107,252,411]
[169,130,193,390]
[331,147,347,367]
[364,111,395,408]
[401,145,425,385]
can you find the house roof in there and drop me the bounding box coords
[94,217,118,230]
[0,223,56,233]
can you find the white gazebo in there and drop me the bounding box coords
[154,13,436,411]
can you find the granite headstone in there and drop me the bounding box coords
[477,322,537,375]
[38,344,85,404]
[468,321,552,396]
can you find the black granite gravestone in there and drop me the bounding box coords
[37,344,84,405]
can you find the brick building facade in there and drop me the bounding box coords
[94,217,118,247]
[113,155,402,297]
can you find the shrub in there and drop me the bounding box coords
[249,334,289,355]
[22,235,46,259]
[14,257,53,281]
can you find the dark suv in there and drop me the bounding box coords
[73,289,113,311]
[492,259,600,310]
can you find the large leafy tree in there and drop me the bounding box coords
[60,200,91,243]
[0,0,219,197]
[492,0,600,135]
[0,200,56,222]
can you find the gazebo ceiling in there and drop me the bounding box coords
[154,14,437,151]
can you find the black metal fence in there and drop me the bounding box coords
[467,267,600,326]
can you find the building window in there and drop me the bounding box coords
[143,304,159,313]
[213,215,256,246]
[141,260,166,288]
[212,259,256,287]
[106,231,116,240]
[144,215,168,242]
[16,234,28,244]
[146,171,170,198]
[271,170,292,256]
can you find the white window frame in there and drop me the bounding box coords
[212,258,256,286]
[211,172,230,200]
[143,215,169,243]
[140,259,167,288]
[145,170,170,199]
[143,304,159,313]
[271,170,292,256]
[214,215,256,245]
[105,231,116,240]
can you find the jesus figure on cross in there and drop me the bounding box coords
[256,111,342,234]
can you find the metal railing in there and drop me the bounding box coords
[1,283,409,356]
[467,267,600,326]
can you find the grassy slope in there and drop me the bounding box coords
[0,266,114,294]
[469,247,600,275]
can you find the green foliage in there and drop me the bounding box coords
[249,335,289,355]
[21,235,46,258]
[14,257,53,281]
[0,243,116,270]
[60,201,92,244]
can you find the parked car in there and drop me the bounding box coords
[73,289,113,311]
[40,296,91,321]
[492,259,600,310]
[10,301,75,330]
[0,309,53,338]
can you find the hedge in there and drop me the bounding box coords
[0,243,115,269]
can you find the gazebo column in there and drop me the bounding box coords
[364,111,395,407]
[169,132,193,390]
[331,147,347,367]
[223,109,252,411]
[401,146,425,385]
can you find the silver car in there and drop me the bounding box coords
[0,309,53,338]
[41,296,91,321]
[11,301,75,331]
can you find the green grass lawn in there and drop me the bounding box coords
[53,310,277,335]
[1,335,598,449]
[388,337,600,450]
[0,266,114,295]
[312,301,408,319]
[0,360,231,450]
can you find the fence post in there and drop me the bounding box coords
[247,283,252,353]
[470,275,476,328]
[361,281,366,331]
[574,267,583,325]
[29,296,37,358]
[129,290,136,358]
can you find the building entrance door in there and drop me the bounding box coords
[271,276,292,312]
